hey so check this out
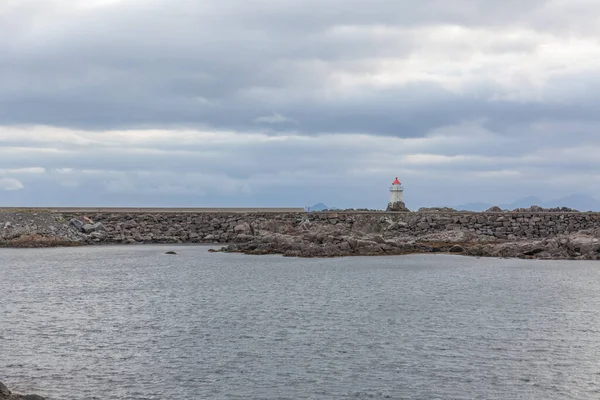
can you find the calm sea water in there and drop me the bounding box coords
[1,246,600,399]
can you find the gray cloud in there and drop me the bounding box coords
[2,0,600,135]
[2,0,600,208]
[0,178,24,191]
[1,123,600,209]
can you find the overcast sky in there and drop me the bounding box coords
[1,0,599,209]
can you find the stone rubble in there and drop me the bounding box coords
[0,211,87,247]
[1,210,599,259]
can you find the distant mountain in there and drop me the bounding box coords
[307,203,339,212]
[454,202,497,212]
[501,196,544,210]
[455,194,600,212]
[542,194,600,211]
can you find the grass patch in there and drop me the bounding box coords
[0,234,82,248]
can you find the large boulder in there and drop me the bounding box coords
[69,218,84,231]
[122,220,138,229]
[89,231,107,240]
[0,382,10,397]
[0,381,45,400]
[82,222,106,234]
[233,222,252,234]
[91,222,106,232]
[386,201,409,212]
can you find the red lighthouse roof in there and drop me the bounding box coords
[392,177,401,185]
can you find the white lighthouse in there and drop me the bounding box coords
[387,177,407,211]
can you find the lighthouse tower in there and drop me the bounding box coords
[387,177,408,211]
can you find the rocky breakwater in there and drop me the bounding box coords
[0,210,87,248]
[62,212,265,244]
[5,210,600,259]
[218,211,600,260]
[0,381,45,400]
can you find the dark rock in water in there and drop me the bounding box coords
[207,248,218,253]
[0,381,46,400]
[165,251,177,255]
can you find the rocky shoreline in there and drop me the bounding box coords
[217,228,600,260]
[0,382,44,400]
[1,210,599,260]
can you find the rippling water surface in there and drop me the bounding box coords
[2,246,600,399]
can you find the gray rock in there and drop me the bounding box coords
[346,237,358,250]
[339,241,352,251]
[372,235,386,244]
[82,224,95,234]
[234,223,251,233]
[387,221,408,230]
[0,381,45,400]
[91,222,106,232]
[82,222,106,234]
[89,231,106,240]
[122,220,138,229]
[0,381,10,396]
[69,218,84,231]
[387,201,409,212]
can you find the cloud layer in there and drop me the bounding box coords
[1,0,599,208]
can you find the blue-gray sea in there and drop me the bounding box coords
[1,245,600,399]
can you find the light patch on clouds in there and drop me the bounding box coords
[0,178,24,191]
[77,0,125,9]
[254,113,297,124]
[0,167,45,174]
[473,170,523,178]
[326,24,600,101]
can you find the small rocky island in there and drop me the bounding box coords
[0,381,44,400]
